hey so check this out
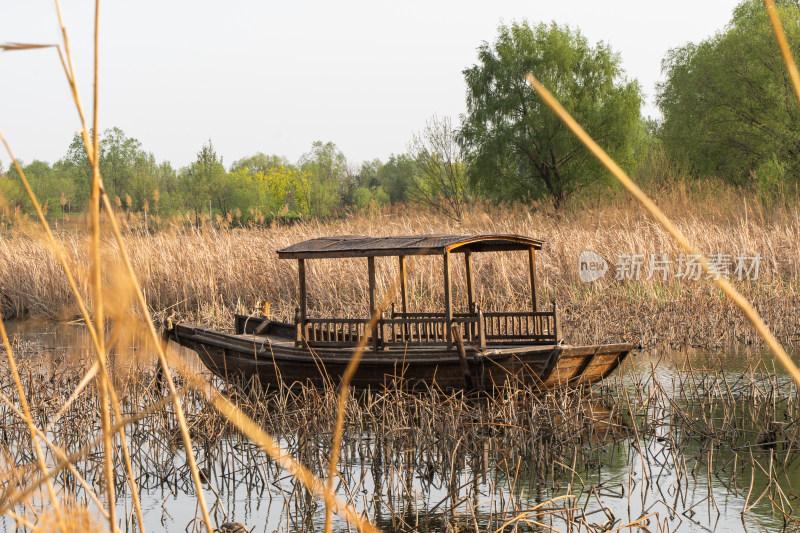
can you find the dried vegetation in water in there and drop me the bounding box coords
[1,342,799,531]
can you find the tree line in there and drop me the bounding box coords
[0,133,421,227]
[1,0,797,226]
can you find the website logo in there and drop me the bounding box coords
[579,250,608,282]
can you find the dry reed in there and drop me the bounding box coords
[2,199,799,349]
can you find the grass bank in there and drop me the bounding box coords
[1,187,798,348]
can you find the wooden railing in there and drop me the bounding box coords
[381,317,449,346]
[301,317,372,347]
[452,316,483,345]
[381,315,482,347]
[390,311,474,319]
[482,310,557,343]
[296,303,559,348]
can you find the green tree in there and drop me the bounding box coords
[359,159,383,190]
[350,159,391,211]
[226,164,308,222]
[62,135,92,208]
[64,127,147,202]
[230,153,293,174]
[181,141,227,224]
[299,141,350,217]
[378,154,417,204]
[61,127,165,212]
[228,152,307,222]
[4,160,77,217]
[150,161,180,215]
[460,21,642,208]
[100,127,145,200]
[409,115,470,220]
[657,0,800,184]
[0,161,33,214]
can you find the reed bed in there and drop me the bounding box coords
[2,194,799,348]
[3,2,800,531]
[1,340,798,532]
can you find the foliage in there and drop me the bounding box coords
[460,20,642,208]
[3,160,79,217]
[230,153,294,174]
[378,154,417,204]
[1,130,394,227]
[180,141,228,223]
[232,165,310,221]
[657,0,800,184]
[358,159,382,190]
[340,160,385,212]
[299,141,352,218]
[63,127,157,207]
[408,115,470,221]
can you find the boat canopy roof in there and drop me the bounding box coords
[277,234,544,259]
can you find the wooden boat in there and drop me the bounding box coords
[168,234,634,390]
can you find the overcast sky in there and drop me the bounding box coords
[0,0,742,172]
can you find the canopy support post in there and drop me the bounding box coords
[528,247,537,312]
[465,250,475,313]
[399,255,408,340]
[297,258,307,345]
[368,256,379,352]
[399,255,407,314]
[444,249,452,347]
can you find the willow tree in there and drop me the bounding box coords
[657,0,800,185]
[459,21,642,208]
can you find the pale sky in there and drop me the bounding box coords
[1,0,741,172]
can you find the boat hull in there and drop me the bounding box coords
[169,322,634,391]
